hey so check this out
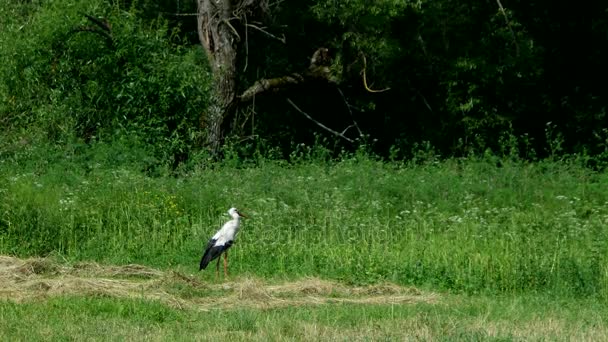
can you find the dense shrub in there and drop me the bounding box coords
[0,0,211,169]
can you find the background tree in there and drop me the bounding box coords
[1,0,607,165]
[195,0,250,153]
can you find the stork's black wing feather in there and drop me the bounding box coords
[199,240,234,271]
[199,238,217,270]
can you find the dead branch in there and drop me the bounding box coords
[286,98,354,143]
[268,0,286,10]
[245,24,286,44]
[496,0,520,56]
[238,48,333,102]
[223,19,241,42]
[235,134,259,144]
[163,12,199,17]
[417,90,433,113]
[336,87,363,136]
[417,33,428,57]
[243,14,249,72]
[361,54,390,93]
[239,74,305,102]
[340,124,356,135]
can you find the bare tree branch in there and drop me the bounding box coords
[223,18,241,42]
[243,14,249,72]
[417,33,428,57]
[417,90,433,113]
[407,80,433,114]
[496,0,520,56]
[360,54,390,93]
[340,124,356,135]
[162,12,199,17]
[239,74,305,102]
[245,24,286,43]
[238,48,333,102]
[336,87,363,136]
[286,98,354,143]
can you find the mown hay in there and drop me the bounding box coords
[0,255,438,310]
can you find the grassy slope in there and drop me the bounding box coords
[2,157,607,297]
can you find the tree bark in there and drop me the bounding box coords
[197,0,238,154]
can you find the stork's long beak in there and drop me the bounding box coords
[238,212,248,218]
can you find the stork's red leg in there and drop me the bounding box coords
[223,251,229,277]
[215,256,220,279]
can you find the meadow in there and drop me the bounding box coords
[1,150,607,339]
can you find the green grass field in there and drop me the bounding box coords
[1,155,607,339]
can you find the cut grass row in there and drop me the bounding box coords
[0,256,606,341]
[1,156,607,297]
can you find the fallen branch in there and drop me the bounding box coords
[286,98,354,143]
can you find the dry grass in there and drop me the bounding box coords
[0,255,437,311]
[2,256,607,340]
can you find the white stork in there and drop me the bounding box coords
[199,207,246,276]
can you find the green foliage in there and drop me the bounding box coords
[0,0,210,167]
[2,0,608,163]
[2,0,607,161]
[301,0,607,158]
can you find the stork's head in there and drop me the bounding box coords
[228,207,246,219]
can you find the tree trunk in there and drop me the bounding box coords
[196,2,348,154]
[197,0,238,154]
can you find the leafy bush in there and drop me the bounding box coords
[0,0,211,169]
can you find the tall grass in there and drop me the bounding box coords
[1,152,607,298]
